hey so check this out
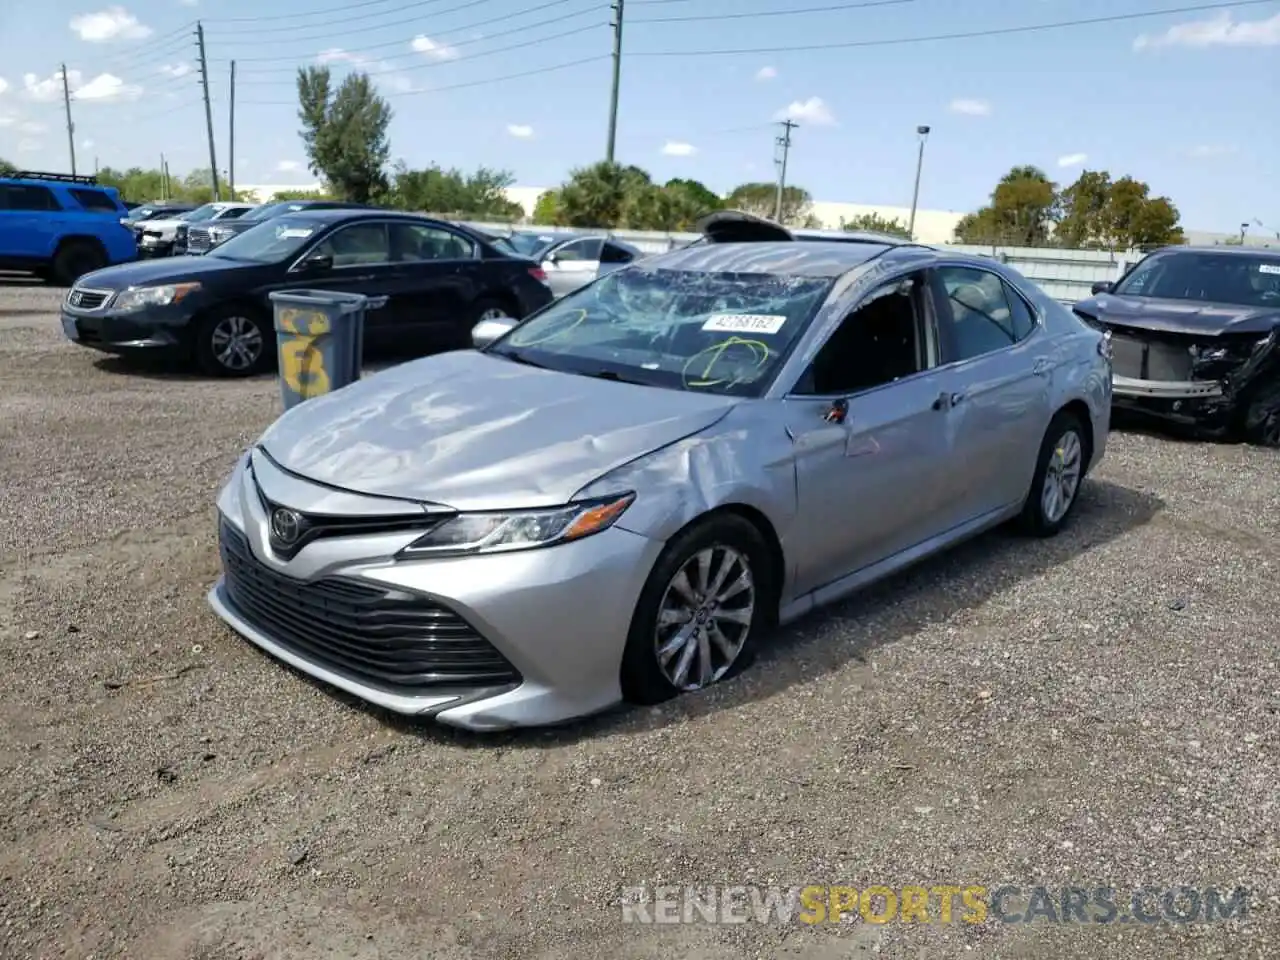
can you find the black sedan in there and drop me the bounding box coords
[1073,246,1280,445]
[60,210,554,376]
[186,199,371,254]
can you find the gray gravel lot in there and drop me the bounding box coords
[0,284,1277,959]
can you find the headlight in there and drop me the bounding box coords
[113,282,202,312]
[398,492,635,558]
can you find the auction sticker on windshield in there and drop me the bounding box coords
[702,314,787,334]
[1258,264,1280,275]
[278,228,314,239]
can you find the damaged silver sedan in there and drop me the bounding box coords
[209,232,1111,731]
[1074,246,1280,446]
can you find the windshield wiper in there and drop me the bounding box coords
[491,348,549,369]
[580,368,647,385]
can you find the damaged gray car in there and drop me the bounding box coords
[1073,246,1280,446]
[209,222,1111,730]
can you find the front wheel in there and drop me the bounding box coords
[1019,410,1089,537]
[194,305,271,377]
[621,514,774,705]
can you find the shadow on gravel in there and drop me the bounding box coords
[1110,409,1233,446]
[303,476,1164,749]
[93,354,233,383]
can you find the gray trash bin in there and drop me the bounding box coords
[267,290,387,410]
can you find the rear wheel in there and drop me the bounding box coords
[1241,385,1280,448]
[194,304,271,377]
[52,241,106,286]
[621,514,774,705]
[1018,410,1089,537]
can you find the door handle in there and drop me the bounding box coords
[1033,357,1051,376]
[932,392,965,411]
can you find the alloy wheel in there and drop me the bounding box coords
[653,545,755,691]
[210,315,264,371]
[1041,428,1083,524]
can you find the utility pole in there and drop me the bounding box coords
[605,0,624,164]
[196,22,221,201]
[1239,222,1249,244]
[160,153,167,200]
[773,120,797,222]
[228,60,236,198]
[907,125,930,240]
[60,64,77,176]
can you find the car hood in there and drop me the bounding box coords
[1078,293,1280,336]
[257,350,740,510]
[80,254,246,290]
[139,217,188,232]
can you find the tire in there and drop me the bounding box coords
[193,304,271,377]
[1241,386,1280,448]
[620,513,775,705]
[52,240,106,286]
[1018,410,1090,537]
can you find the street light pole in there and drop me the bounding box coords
[907,125,930,241]
[1239,222,1249,244]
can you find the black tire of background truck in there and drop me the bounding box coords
[52,241,107,286]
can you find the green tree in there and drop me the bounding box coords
[724,181,816,227]
[624,183,705,231]
[297,66,393,203]
[1103,176,1184,249]
[0,158,17,176]
[840,212,911,239]
[955,165,1058,246]
[532,189,563,225]
[663,178,722,215]
[387,162,522,219]
[557,162,652,227]
[1055,170,1113,248]
[270,189,336,201]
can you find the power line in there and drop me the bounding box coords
[629,0,1280,56]
[232,4,598,74]
[237,54,609,105]
[67,22,197,74]
[232,24,605,86]
[208,0,464,24]
[209,0,505,35]
[633,0,920,23]
[210,0,590,63]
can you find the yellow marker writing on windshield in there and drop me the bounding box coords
[278,307,331,398]
[508,308,587,348]
[682,336,771,388]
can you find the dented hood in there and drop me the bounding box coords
[1081,294,1280,337]
[257,350,739,510]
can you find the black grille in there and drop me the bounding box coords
[67,289,108,309]
[1108,331,1197,381]
[187,227,213,253]
[218,520,520,690]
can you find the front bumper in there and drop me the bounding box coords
[207,452,663,731]
[1111,375,1234,430]
[61,295,199,354]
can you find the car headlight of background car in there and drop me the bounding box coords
[208,227,233,244]
[397,492,635,558]
[112,282,202,312]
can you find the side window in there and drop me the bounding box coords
[935,266,1023,361]
[793,272,930,396]
[69,188,119,212]
[553,238,603,262]
[600,243,634,264]
[3,185,60,211]
[218,207,251,220]
[312,222,390,267]
[1003,282,1037,341]
[389,223,476,262]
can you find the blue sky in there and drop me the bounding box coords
[0,0,1276,231]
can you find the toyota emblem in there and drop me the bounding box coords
[270,507,303,545]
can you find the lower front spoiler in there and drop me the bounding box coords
[1111,376,1236,434]
[207,578,618,731]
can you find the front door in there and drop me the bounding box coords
[929,265,1053,526]
[384,221,480,349]
[779,269,954,595]
[542,237,603,298]
[285,220,401,349]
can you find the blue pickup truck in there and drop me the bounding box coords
[0,170,137,284]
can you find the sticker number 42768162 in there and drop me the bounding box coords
[701,314,787,335]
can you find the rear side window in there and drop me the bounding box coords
[0,184,61,211]
[218,207,252,220]
[70,188,120,212]
[601,243,635,265]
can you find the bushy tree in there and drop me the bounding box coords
[954,166,1059,247]
[296,66,392,203]
[724,181,818,227]
[387,162,522,219]
[532,189,563,225]
[841,212,911,239]
[557,162,653,228]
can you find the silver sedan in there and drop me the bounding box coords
[208,232,1112,731]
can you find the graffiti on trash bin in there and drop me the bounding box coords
[278,307,332,398]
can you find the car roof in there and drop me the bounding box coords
[648,240,900,278]
[276,208,447,224]
[1147,245,1279,257]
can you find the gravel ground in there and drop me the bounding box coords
[1,284,1277,959]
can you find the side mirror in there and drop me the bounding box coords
[299,253,333,273]
[1091,281,1112,295]
[471,316,518,350]
[546,253,560,266]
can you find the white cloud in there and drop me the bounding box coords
[949,98,991,116]
[159,63,191,78]
[1057,153,1088,168]
[82,138,95,148]
[0,112,18,128]
[18,120,47,134]
[661,140,696,157]
[276,160,303,172]
[316,48,419,91]
[0,77,9,96]
[17,138,41,153]
[1134,11,1280,50]
[506,123,533,138]
[755,66,777,80]
[411,35,460,60]
[775,96,835,126]
[317,48,365,65]
[178,0,198,6]
[70,6,152,43]
[23,69,141,103]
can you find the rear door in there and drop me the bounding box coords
[384,220,482,347]
[929,264,1053,526]
[0,184,62,263]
